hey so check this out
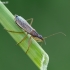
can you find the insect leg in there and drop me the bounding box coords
[17,35,27,45]
[26,18,33,25]
[26,36,32,53]
[4,28,24,33]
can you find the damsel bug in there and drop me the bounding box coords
[5,15,66,53]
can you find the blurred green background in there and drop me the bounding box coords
[0,0,70,70]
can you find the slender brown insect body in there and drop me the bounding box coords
[15,15,44,42]
[5,15,66,53]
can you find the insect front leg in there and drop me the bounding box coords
[26,36,32,53]
[26,18,33,25]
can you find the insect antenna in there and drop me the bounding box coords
[42,32,66,45]
[44,39,46,45]
[44,32,66,39]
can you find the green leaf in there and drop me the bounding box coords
[0,1,49,70]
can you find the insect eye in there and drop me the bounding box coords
[38,35,42,39]
[40,35,42,38]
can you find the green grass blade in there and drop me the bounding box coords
[0,1,49,70]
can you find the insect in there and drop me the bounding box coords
[5,15,66,53]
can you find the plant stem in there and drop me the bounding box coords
[0,1,49,70]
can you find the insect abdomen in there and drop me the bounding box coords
[15,15,33,34]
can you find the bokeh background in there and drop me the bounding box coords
[0,0,70,70]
